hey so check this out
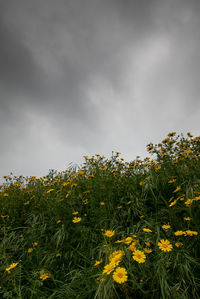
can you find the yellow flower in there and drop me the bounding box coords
[175,242,183,247]
[143,228,152,233]
[139,181,145,186]
[124,237,133,244]
[33,242,38,247]
[110,254,123,267]
[184,217,192,221]
[100,202,105,205]
[28,248,33,253]
[128,242,136,252]
[94,259,103,266]
[173,186,181,193]
[162,224,171,230]
[56,253,61,257]
[109,250,124,261]
[102,262,115,275]
[144,248,152,253]
[78,170,85,175]
[185,198,194,206]
[40,272,50,280]
[112,267,128,284]
[158,239,173,252]
[174,230,186,236]
[104,230,115,237]
[72,211,79,215]
[185,230,198,236]
[46,189,54,193]
[169,200,178,207]
[168,179,176,184]
[72,217,82,223]
[132,250,146,263]
[145,241,151,247]
[115,239,124,244]
[5,262,19,272]
[57,220,62,224]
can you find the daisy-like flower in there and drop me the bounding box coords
[72,211,79,215]
[173,186,181,193]
[109,250,124,261]
[175,242,183,247]
[112,267,128,284]
[104,230,115,237]
[102,262,115,275]
[145,241,151,247]
[185,230,198,236]
[40,271,50,280]
[72,217,81,223]
[169,200,178,207]
[94,259,103,267]
[5,262,19,273]
[128,242,136,252]
[100,201,105,205]
[33,242,38,247]
[124,237,133,244]
[117,206,122,209]
[144,248,152,253]
[57,220,62,224]
[184,217,192,221]
[109,251,124,267]
[143,228,152,233]
[132,250,146,263]
[168,179,176,184]
[158,239,173,252]
[46,189,54,193]
[162,224,171,230]
[174,230,186,236]
[28,248,33,253]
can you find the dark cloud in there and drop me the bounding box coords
[0,0,200,180]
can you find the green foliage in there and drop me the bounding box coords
[0,132,200,298]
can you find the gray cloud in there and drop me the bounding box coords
[0,0,200,180]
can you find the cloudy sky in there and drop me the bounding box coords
[0,0,200,180]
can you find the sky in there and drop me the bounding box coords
[0,0,200,180]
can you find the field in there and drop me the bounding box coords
[1,132,200,298]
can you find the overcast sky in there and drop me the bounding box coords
[0,0,200,180]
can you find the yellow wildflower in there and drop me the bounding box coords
[185,230,198,236]
[168,179,176,184]
[94,259,103,266]
[174,230,186,236]
[143,228,152,233]
[162,224,171,230]
[112,267,128,284]
[5,262,19,272]
[102,262,115,275]
[175,242,183,247]
[132,250,146,263]
[144,248,152,253]
[158,239,173,252]
[104,230,115,237]
[72,217,81,223]
[173,186,181,193]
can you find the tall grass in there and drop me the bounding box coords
[0,132,200,298]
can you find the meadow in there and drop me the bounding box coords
[0,132,200,299]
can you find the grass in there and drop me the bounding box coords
[0,132,200,298]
